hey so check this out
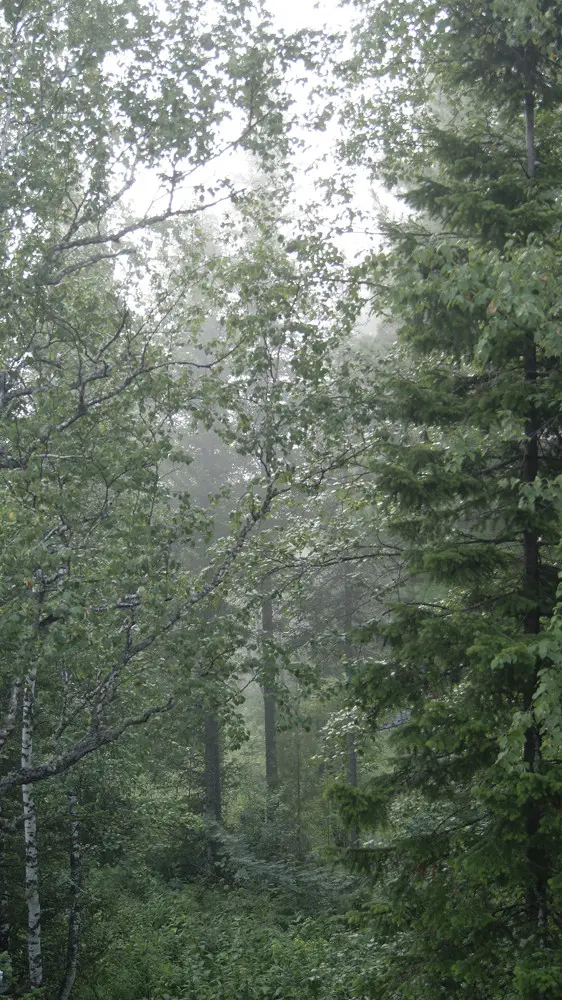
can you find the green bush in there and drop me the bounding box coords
[75,871,373,1000]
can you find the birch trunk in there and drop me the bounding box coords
[21,665,43,990]
[0,677,20,994]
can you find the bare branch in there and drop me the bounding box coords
[0,700,174,796]
[51,190,244,256]
[0,463,321,797]
[43,248,132,286]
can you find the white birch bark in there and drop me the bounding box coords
[0,677,20,995]
[21,665,43,989]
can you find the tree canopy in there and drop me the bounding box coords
[1,1,562,999]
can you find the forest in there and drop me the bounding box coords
[0,0,561,998]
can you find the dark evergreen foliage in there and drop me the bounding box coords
[333,2,562,998]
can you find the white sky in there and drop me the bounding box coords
[271,0,350,33]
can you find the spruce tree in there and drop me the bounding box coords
[333,2,562,997]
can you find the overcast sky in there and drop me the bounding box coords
[127,0,389,267]
[273,0,349,33]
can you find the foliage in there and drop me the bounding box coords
[75,873,370,1000]
[322,1,562,998]
[3,0,562,998]
[0,0,341,995]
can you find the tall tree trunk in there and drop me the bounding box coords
[58,792,82,1000]
[522,85,548,964]
[21,665,42,990]
[262,597,279,815]
[294,691,305,861]
[0,678,20,995]
[204,712,221,823]
[344,575,359,850]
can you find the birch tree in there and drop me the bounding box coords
[0,1,323,992]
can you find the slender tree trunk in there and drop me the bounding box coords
[58,792,82,1000]
[522,85,548,966]
[294,691,304,860]
[262,597,279,816]
[204,712,221,823]
[525,90,536,181]
[21,665,42,990]
[0,678,20,995]
[344,575,359,850]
